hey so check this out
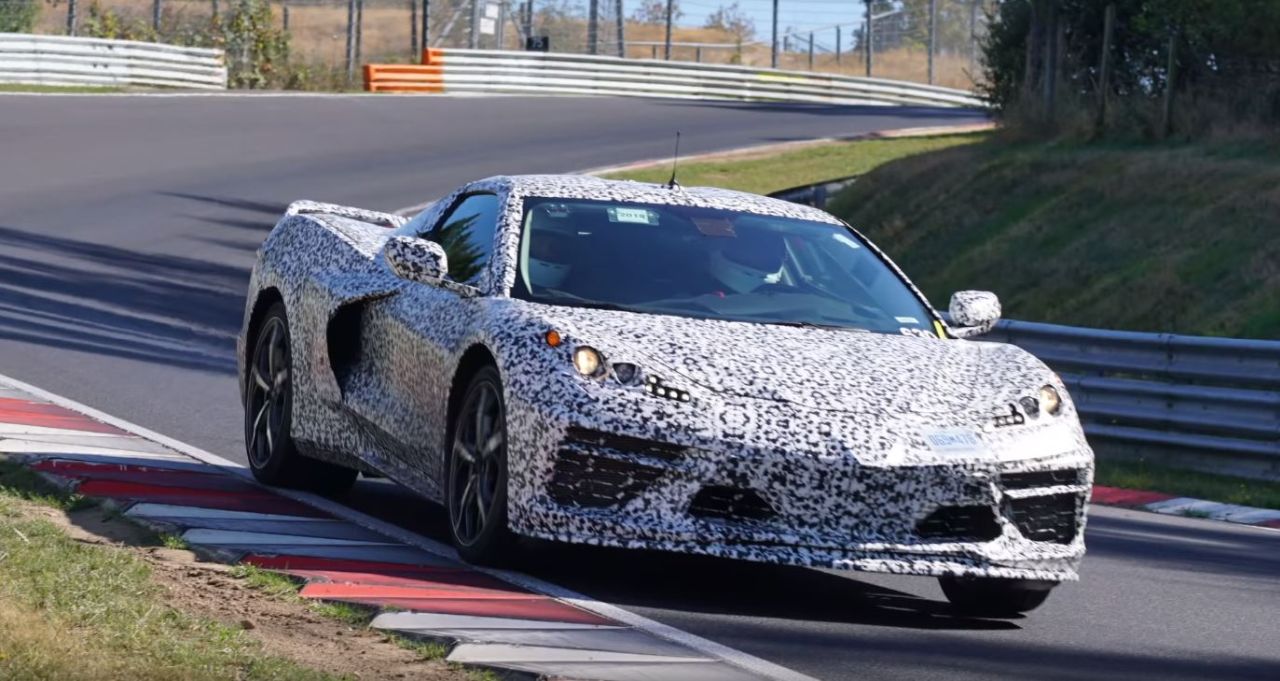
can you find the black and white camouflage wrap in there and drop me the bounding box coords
[238,175,1094,582]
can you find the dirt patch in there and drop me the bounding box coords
[34,502,460,681]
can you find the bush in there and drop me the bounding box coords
[0,0,40,33]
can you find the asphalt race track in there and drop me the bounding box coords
[1,94,1276,681]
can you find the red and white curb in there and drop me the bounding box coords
[0,374,815,681]
[1091,486,1280,530]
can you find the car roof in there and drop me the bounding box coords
[490,174,844,226]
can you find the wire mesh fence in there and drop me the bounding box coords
[4,0,993,90]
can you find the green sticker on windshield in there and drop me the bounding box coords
[607,207,657,225]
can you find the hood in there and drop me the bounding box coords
[535,304,1051,417]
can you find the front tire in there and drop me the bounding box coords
[446,366,513,565]
[939,576,1057,617]
[245,303,357,495]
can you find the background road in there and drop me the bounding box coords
[0,95,1275,681]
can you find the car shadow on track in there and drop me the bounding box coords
[341,478,1018,632]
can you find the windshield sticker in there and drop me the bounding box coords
[608,207,657,225]
[895,316,919,324]
[692,217,736,236]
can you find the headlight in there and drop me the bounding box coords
[572,346,605,377]
[1039,384,1062,416]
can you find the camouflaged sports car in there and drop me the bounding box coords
[238,175,1094,616]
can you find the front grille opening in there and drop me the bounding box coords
[688,486,776,522]
[1001,469,1082,490]
[915,505,1002,542]
[1007,493,1080,544]
[547,450,663,509]
[563,426,687,462]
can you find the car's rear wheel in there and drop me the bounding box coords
[939,576,1057,617]
[446,366,513,565]
[245,303,357,495]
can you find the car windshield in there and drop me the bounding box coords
[512,197,937,335]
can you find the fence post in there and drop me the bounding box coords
[588,0,599,54]
[969,0,979,74]
[497,0,506,48]
[153,0,162,31]
[470,0,481,48]
[423,0,431,54]
[615,0,625,57]
[770,0,778,68]
[66,0,77,35]
[927,0,936,84]
[356,0,364,63]
[662,0,673,60]
[411,0,418,57]
[283,2,289,31]
[345,0,356,83]
[835,25,841,65]
[864,0,872,77]
[1160,28,1179,139]
[212,0,218,20]
[1095,3,1115,133]
[808,32,814,70]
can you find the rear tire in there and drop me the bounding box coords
[245,302,357,496]
[939,576,1057,617]
[446,366,513,565]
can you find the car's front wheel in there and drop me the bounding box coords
[245,302,357,495]
[938,576,1057,617]
[446,366,513,565]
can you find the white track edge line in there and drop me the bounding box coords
[0,370,818,681]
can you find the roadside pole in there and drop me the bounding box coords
[864,0,872,77]
[615,0,626,57]
[770,0,778,68]
[663,0,673,60]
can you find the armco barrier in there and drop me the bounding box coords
[365,48,983,108]
[765,181,1280,481]
[0,33,227,90]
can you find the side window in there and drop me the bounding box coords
[427,193,500,287]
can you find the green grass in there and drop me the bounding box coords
[826,136,1280,339]
[1096,458,1280,510]
[0,461,96,511]
[159,532,190,550]
[600,133,989,195]
[0,83,125,94]
[0,467,344,681]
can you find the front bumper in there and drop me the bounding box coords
[505,394,1094,582]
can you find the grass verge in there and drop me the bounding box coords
[0,462,343,681]
[827,136,1280,338]
[600,132,989,195]
[1095,458,1280,511]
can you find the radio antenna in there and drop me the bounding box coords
[665,131,682,189]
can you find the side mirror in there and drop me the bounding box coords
[384,236,448,284]
[948,290,1001,338]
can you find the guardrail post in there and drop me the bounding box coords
[66,0,78,35]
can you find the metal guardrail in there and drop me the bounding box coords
[766,182,1280,481]
[0,33,227,90]
[981,320,1280,480]
[365,48,984,108]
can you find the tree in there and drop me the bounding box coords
[632,0,681,25]
[704,2,754,42]
[0,0,39,33]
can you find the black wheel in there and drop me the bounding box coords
[446,366,513,565]
[245,303,357,495]
[939,576,1057,617]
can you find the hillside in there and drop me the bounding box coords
[829,139,1280,339]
